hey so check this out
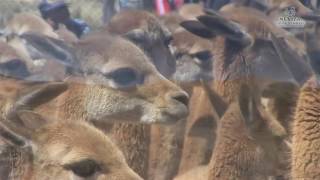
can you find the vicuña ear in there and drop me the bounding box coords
[16,82,68,109]
[180,20,215,39]
[0,59,30,79]
[198,9,253,46]
[124,29,148,44]
[238,84,287,138]
[270,33,312,85]
[19,32,80,70]
[17,110,49,130]
[6,82,67,123]
[0,110,50,147]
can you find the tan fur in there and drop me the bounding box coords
[213,7,299,179]
[276,25,320,179]
[179,6,299,179]
[5,13,58,39]
[178,85,216,174]
[148,119,186,180]
[174,165,208,180]
[0,32,189,179]
[171,28,212,55]
[5,119,142,180]
[103,10,182,179]
[208,104,282,179]
[148,27,213,180]
[178,3,204,20]
[159,13,185,33]
[291,78,320,179]
[105,10,175,78]
[55,24,78,43]
[30,34,189,124]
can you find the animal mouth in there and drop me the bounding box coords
[160,105,189,124]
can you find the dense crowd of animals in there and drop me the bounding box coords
[0,0,320,179]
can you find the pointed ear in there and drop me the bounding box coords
[0,110,49,147]
[17,110,49,130]
[238,84,287,138]
[0,59,30,79]
[0,116,32,147]
[180,20,215,39]
[270,33,312,85]
[7,82,68,121]
[16,82,68,109]
[262,106,287,138]
[19,32,80,70]
[123,29,147,44]
[198,10,253,46]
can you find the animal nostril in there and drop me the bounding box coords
[172,93,189,106]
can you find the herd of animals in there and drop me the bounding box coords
[1,0,320,179]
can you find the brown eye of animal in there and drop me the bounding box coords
[191,51,212,63]
[64,159,101,178]
[104,68,143,88]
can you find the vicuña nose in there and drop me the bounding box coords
[170,91,189,106]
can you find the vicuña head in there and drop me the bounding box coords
[0,110,142,180]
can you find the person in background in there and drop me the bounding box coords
[155,0,184,15]
[38,0,90,38]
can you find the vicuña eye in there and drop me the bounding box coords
[64,159,101,178]
[104,68,142,88]
[2,59,25,70]
[191,51,212,63]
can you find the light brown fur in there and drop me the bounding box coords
[291,28,320,179]
[180,6,298,179]
[148,26,214,180]
[5,13,58,39]
[104,10,183,179]
[0,110,142,180]
[291,77,320,179]
[105,10,175,78]
[207,93,285,180]
[178,3,204,20]
[178,85,216,175]
[0,32,189,179]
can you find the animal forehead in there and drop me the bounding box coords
[172,30,212,53]
[179,4,204,20]
[108,10,159,34]
[76,35,152,66]
[221,4,267,20]
[38,122,124,162]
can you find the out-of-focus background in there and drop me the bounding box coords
[0,0,104,29]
